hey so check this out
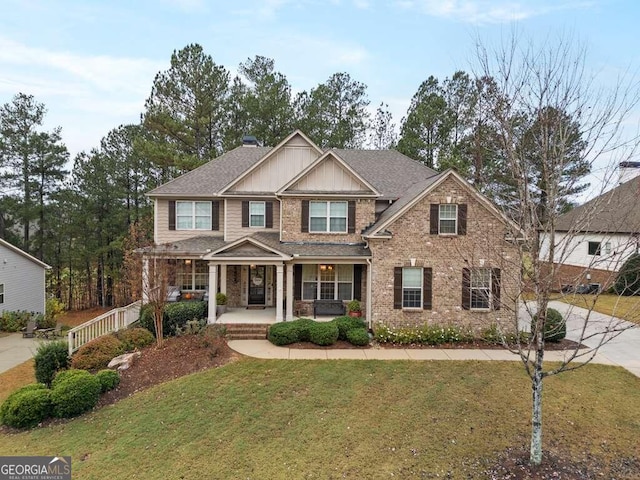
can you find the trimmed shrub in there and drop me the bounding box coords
[614,253,640,296]
[140,301,207,337]
[268,321,301,346]
[138,303,156,333]
[71,335,124,371]
[308,321,339,346]
[346,328,370,346]
[34,341,70,387]
[531,308,566,342]
[332,316,366,340]
[51,369,90,389]
[0,385,52,429]
[295,318,315,342]
[51,372,102,418]
[96,369,120,393]
[116,327,155,351]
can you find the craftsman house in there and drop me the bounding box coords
[144,130,519,330]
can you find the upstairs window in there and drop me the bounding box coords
[309,201,348,233]
[588,241,601,256]
[176,201,211,230]
[249,201,265,227]
[439,204,458,234]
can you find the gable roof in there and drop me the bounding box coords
[147,146,272,197]
[278,150,380,196]
[0,239,50,269]
[555,176,640,233]
[364,169,518,237]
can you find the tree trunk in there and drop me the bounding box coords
[530,334,545,465]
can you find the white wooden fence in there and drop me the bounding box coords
[67,301,142,356]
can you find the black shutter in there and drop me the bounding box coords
[211,201,219,231]
[294,264,302,300]
[353,264,362,300]
[301,200,309,233]
[458,204,467,235]
[423,267,432,310]
[242,201,249,228]
[492,268,501,311]
[168,201,176,230]
[348,201,356,233]
[430,204,439,235]
[462,268,471,310]
[265,202,273,229]
[393,267,402,309]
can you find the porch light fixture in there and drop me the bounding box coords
[320,264,327,271]
[185,259,192,265]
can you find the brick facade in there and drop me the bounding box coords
[369,177,520,332]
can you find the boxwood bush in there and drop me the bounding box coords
[96,369,120,393]
[51,371,102,418]
[116,327,155,351]
[268,321,301,346]
[51,369,90,389]
[346,328,370,346]
[332,316,366,340]
[71,335,124,371]
[531,308,566,342]
[34,341,70,387]
[0,384,52,429]
[308,321,339,346]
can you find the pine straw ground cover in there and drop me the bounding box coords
[0,357,638,479]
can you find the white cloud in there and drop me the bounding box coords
[402,0,594,24]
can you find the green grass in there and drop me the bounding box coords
[1,360,639,479]
[559,293,640,325]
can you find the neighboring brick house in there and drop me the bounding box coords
[539,172,640,290]
[144,130,520,331]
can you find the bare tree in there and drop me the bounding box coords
[140,245,175,348]
[474,32,640,465]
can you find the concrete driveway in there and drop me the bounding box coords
[0,333,43,374]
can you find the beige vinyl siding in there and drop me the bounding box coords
[155,199,224,244]
[225,199,280,242]
[230,146,318,193]
[291,156,370,192]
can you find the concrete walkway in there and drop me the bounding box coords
[229,301,639,378]
[0,333,43,374]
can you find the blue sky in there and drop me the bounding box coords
[1,0,638,168]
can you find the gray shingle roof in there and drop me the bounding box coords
[252,232,370,257]
[555,176,640,233]
[147,146,272,196]
[140,236,227,254]
[334,149,438,199]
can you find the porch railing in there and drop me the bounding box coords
[67,301,142,356]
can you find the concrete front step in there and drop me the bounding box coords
[222,323,270,340]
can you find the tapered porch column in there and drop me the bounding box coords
[208,263,218,324]
[286,263,294,321]
[142,258,149,304]
[220,265,227,294]
[276,264,284,322]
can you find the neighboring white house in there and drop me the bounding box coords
[539,169,640,289]
[0,238,50,314]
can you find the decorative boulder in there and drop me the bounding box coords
[107,352,141,371]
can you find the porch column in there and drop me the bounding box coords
[208,263,218,324]
[276,264,284,322]
[220,265,227,294]
[142,258,149,304]
[286,263,294,321]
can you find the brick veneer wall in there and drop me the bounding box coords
[540,262,617,291]
[369,177,520,332]
[280,198,376,243]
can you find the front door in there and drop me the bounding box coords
[248,265,266,305]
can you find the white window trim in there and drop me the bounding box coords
[309,201,348,233]
[438,204,458,235]
[176,201,212,230]
[249,201,266,228]
[0,283,4,304]
[470,268,491,311]
[177,260,209,291]
[302,264,353,300]
[587,241,602,256]
[402,267,423,310]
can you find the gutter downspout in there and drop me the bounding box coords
[364,238,373,330]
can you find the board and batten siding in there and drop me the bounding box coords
[290,156,369,192]
[229,145,318,193]
[155,199,225,244]
[0,243,47,314]
[225,199,280,242]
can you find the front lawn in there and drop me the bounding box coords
[559,293,640,325]
[0,360,638,478]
